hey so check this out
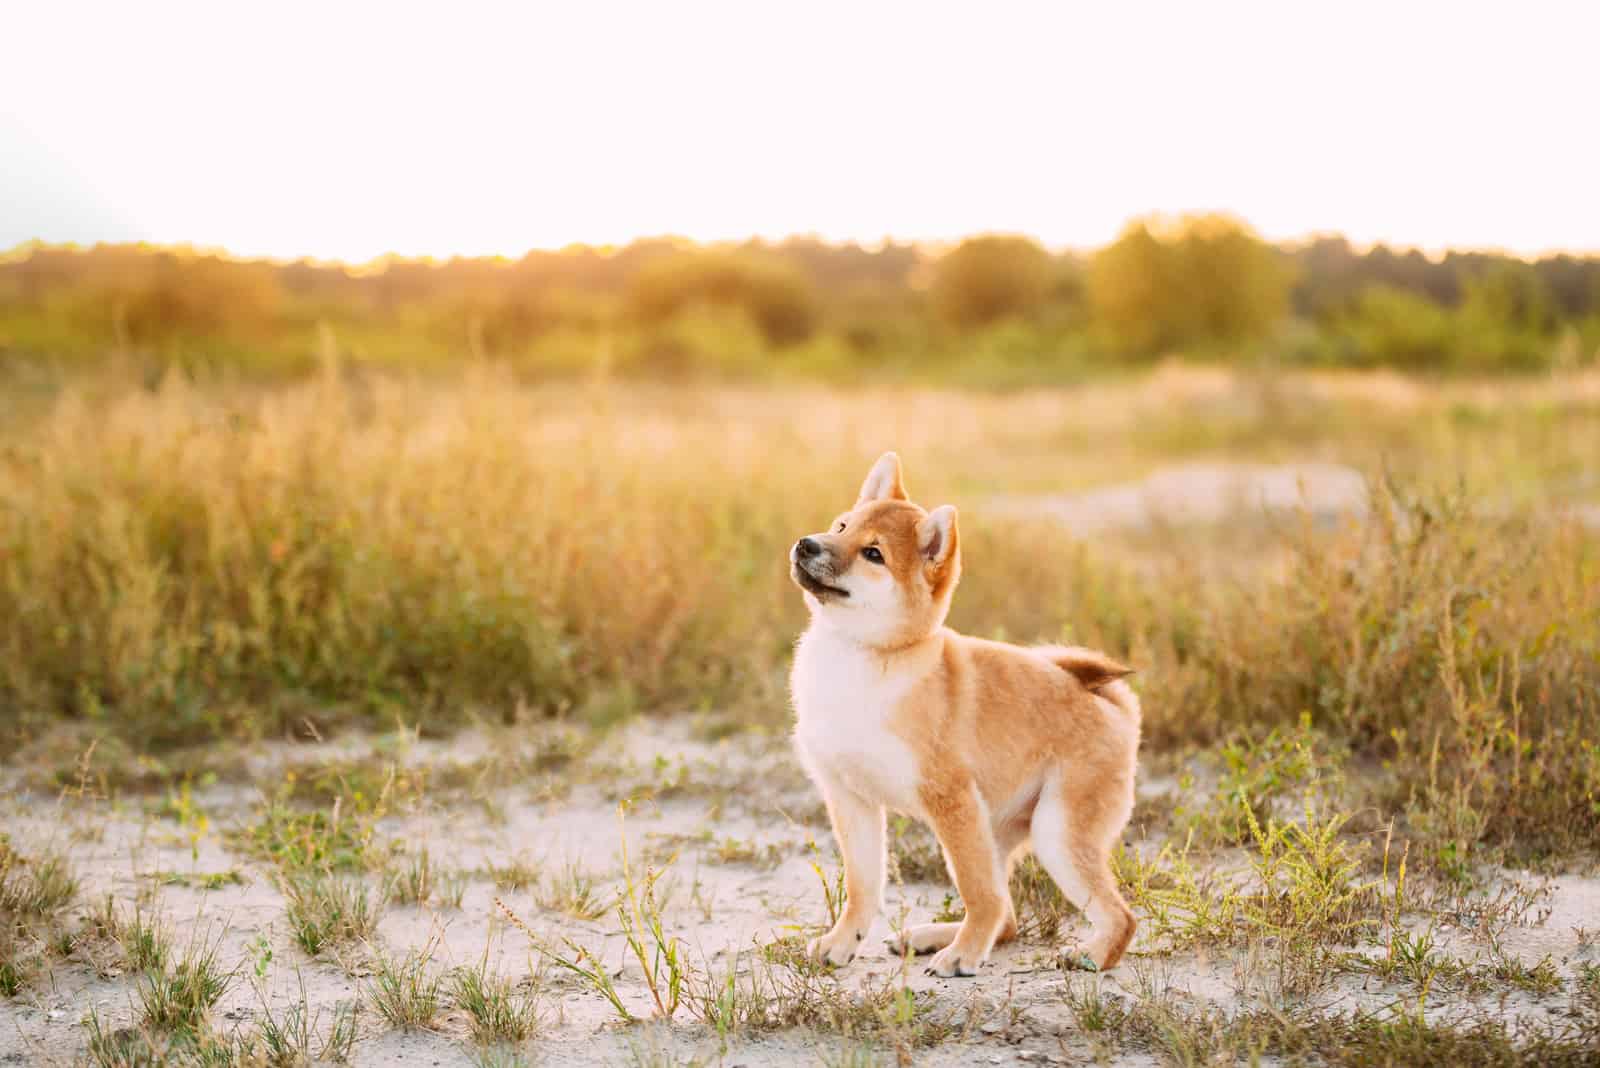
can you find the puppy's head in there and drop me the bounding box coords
[789,452,960,646]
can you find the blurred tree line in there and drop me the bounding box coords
[3,216,1597,383]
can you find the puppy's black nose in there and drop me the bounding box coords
[795,537,822,559]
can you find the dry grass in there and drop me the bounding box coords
[1,365,1597,874]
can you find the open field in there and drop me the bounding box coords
[2,363,1599,1064]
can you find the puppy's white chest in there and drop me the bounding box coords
[791,628,927,815]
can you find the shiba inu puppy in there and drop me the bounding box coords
[789,453,1140,977]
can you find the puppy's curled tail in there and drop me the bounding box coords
[1037,645,1141,721]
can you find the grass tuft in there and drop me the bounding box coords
[281,872,375,956]
[535,860,611,921]
[365,943,444,1030]
[0,839,79,918]
[382,847,465,908]
[451,960,542,1045]
[136,928,234,1036]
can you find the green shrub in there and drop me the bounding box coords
[626,250,818,346]
[1330,284,1458,368]
[1088,214,1293,355]
[928,235,1056,330]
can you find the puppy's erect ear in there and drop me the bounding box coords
[857,451,908,504]
[917,504,958,566]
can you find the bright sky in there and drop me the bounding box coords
[4,1,1598,262]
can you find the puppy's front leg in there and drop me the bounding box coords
[807,784,885,967]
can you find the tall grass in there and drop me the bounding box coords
[1,365,1597,858]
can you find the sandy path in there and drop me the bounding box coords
[2,719,1595,1065]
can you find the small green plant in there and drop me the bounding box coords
[137,929,234,1036]
[1065,980,1128,1035]
[694,947,761,1041]
[887,817,947,884]
[152,870,244,890]
[1117,801,1379,955]
[0,963,23,997]
[383,847,463,908]
[494,896,632,1022]
[451,958,542,1044]
[535,860,610,920]
[930,892,963,924]
[486,856,539,892]
[255,994,314,1064]
[1182,715,1342,845]
[0,840,79,918]
[0,929,30,997]
[85,1008,168,1066]
[1575,961,1600,1016]
[163,779,210,862]
[254,974,359,1064]
[808,847,848,929]
[1484,953,1563,996]
[365,942,444,1030]
[708,836,784,869]
[1011,855,1074,941]
[248,934,273,980]
[471,1045,535,1068]
[121,904,173,973]
[616,806,688,1019]
[1372,928,1447,989]
[233,802,370,873]
[687,935,956,1047]
[281,872,375,956]
[1238,801,1377,946]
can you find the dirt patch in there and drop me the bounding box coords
[988,462,1369,535]
[2,720,1595,1066]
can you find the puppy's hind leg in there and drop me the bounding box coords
[1030,768,1136,972]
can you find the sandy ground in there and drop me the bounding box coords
[986,460,1600,535]
[2,716,1595,1067]
[987,463,1370,535]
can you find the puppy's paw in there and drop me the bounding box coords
[924,945,980,978]
[807,929,862,968]
[886,922,959,958]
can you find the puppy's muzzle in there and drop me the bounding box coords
[791,537,849,599]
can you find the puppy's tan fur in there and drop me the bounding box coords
[789,453,1140,977]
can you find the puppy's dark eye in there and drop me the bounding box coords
[862,546,884,564]
[835,522,846,532]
